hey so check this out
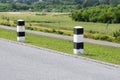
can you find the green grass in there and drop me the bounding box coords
[0,12,120,35]
[0,28,120,65]
[84,43,120,64]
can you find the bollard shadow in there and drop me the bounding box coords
[25,41,32,44]
[78,53,97,57]
[84,53,97,57]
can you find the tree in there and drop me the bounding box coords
[99,0,109,4]
[82,0,99,8]
[33,2,47,11]
[72,5,120,23]
[52,0,60,4]
[109,0,120,5]
[0,0,7,3]
[74,0,83,4]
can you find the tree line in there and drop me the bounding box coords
[0,0,120,12]
[72,4,120,23]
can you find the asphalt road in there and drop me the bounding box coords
[1,25,120,48]
[0,38,120,80]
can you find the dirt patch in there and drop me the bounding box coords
[7,12,21,14]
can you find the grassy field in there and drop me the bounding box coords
[0,28,120,65]
[0,12,120,35]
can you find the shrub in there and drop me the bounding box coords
[52,29,57,33]
[57,30,64,35]
[113,29,120,38]
[116,36,120,42]
[1,23,11,26]
[100,35,109,40]
[44,29,49,32]
[88,30,99,34]
[84,33,96,39]
[26,27,34,30]
[84,33,114,42]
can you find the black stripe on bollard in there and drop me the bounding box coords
[17,32,25,37]
[74,42,84,49]
[17,20,25,26]
[74,28,83,35]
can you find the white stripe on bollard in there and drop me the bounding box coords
[74,26,84,54]
[17,20,25,42]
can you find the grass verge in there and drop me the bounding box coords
[0,28,120,65]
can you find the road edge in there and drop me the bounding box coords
[0,38,120,69]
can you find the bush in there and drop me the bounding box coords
[88,30,99,34]
[57,30,64,35]
[52,29,57,33]
[100,35,109,40]
[84,33,96,39]
[26,27,34,30]
[113,29,120,38]
[84,32,114,42]
[1,23,11,26]
[71,5,120,23]
[116,36,120,42]
[44,29,51,33]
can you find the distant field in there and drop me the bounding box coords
[0,28,120,65]
[0,12,120,43]
[0,12,120,35]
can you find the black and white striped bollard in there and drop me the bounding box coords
[74,26,84,54]
[17,20,25,42]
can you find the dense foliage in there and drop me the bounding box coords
[0,0,120,12]
[72,5,120,23]
[0,3,30,11]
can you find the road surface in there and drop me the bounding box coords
[1,25,120,48]
[0,38,120,80]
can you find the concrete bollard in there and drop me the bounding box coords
[73,26,84,54]
[17,20,25,42]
